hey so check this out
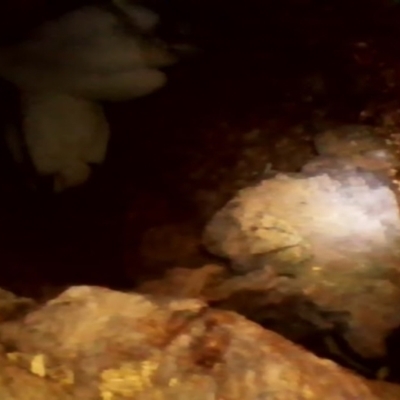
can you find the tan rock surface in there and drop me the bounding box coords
[203,165,400,358]
[0,286,399,399]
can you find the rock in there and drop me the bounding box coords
[302,153,398,176]
[0,288,35,322]
[310,125,400,176]
[0,1,184,191]
[138,265,309,338]
[0,3,175,101]
[0,285,399,399]
[314,125,388,158]
[6,92,110,192]
[202,169,400,358]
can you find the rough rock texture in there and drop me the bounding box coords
[0,285,399,399]
[202,125,400,359]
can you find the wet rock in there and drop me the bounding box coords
[202,168,400,358]
[0,285,399,399]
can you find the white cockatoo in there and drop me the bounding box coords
[0,0,181,191]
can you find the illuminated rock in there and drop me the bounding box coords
[0,285,399,399]
[202,125,400,359]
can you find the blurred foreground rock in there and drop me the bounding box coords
[201,125,400,359]
[0,285,399,399]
